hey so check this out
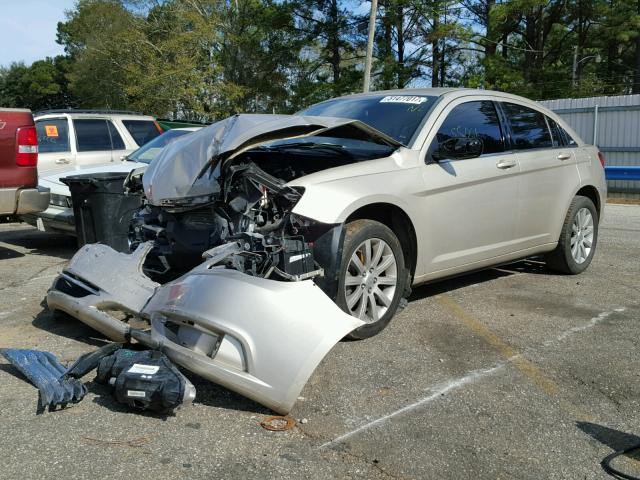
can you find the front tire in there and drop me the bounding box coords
[545,195,598,274]
[336,220,407,339]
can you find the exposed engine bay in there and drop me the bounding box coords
[128,130,396,298]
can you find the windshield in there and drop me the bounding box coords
[298,94,437,146]
[127,129,195,164]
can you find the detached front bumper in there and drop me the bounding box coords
[47,243,363,414]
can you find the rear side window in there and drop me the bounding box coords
[558,123,577,147]
[547,117,578,148]
[107,122,125,150]
[502,103,552,150]
[122,120,161,146]
[435,101,505,155]
[74,119,124,152]
[35,118,70,153]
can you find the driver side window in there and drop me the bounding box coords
[435,101,505,157]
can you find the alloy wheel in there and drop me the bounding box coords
[344,238,398,323]
[570,207,594,264]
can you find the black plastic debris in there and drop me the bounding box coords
[0,348,87,413]
[65,342,123,379]
[0,345,195,416]
[95,349,196,414]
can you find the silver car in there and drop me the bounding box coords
[48,89,606,413]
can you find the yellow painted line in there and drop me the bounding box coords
[436,294,606,425]
[436,294,559,396]
[322,297,625,449]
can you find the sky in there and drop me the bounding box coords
[0,0,76,67]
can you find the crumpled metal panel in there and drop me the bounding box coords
[142,113,400,205]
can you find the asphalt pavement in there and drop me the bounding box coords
[0,204,638,479]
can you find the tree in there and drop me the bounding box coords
[0,57,73,110]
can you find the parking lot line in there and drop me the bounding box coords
[320,362,509,449]
[435,294,559,396]
[320,295,631,450]
[436,295,630,426]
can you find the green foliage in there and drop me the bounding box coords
[0,57,73,110]
[2,0,640,116]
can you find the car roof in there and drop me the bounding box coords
[338,87,464,99]
[326,88,548,106]
[34,110,155,121]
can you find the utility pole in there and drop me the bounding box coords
[572,46,578,88]
[363,0,378,92]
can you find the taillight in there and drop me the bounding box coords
[15,126,38,167]
[597,151,605,168]
[154,120,164,134]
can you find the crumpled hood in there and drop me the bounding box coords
[142,113,400,206]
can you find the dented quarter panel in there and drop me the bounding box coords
[289,149,429,275]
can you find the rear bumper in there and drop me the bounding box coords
[0,186,50,216]
[21,204,75,234]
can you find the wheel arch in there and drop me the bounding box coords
[575,184,602,217]
[345,202,418,280]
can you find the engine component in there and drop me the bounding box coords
[95,349,196,414]
[129,160,326,282]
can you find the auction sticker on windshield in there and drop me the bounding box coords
[380,96,428,104]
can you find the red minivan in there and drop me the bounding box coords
[0,108,49,217]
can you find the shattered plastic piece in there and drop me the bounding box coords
[0,348,87,412]
[96,349,196,414]
[144,267,364,414]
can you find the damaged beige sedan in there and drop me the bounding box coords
[47,88,606,413]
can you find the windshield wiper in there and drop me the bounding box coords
[260,142,354,159]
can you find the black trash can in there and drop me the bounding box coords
[62,172,141,252]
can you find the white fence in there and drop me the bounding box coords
[540,94,640,193]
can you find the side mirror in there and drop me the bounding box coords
[433,137,483,161]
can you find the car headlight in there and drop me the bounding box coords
[49,194,72,208]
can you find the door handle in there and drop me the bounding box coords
[55,158,70,164]
[557,153,571,161]
[496,159,517,169]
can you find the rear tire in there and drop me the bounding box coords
[545,195,598,274]
[336,220,407,340]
